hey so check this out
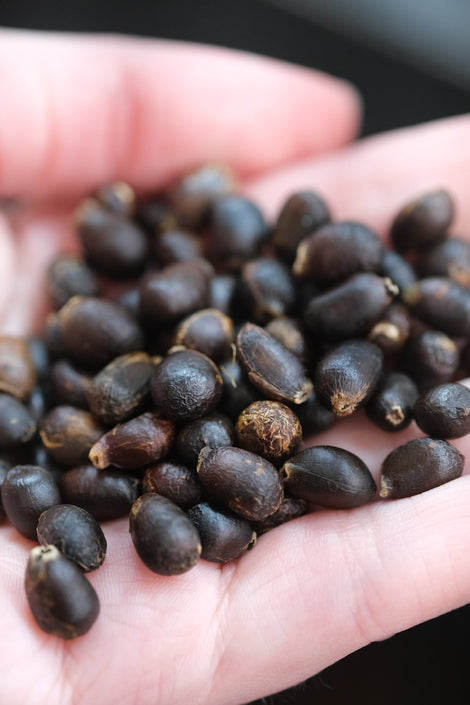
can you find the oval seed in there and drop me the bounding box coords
[188,501,256,563]
[1,465,61,540]
[143,461,203,509]
[273,190,330,264]
[366,372,418,432]
[40,405,105,467]
[37,504,107,572]
[45,254,100,309]
[129,493,201,575]
[173,308,234,361]
[380,437,464,498]
[25,545,100,639]
[400,330,459,392]
[281,446,376,509]
[414,382,470,439]
[404,277,470,337]
[0,337,37,400]
[390,189,454,253]
[175,412,234,468]
[0,393,37,447]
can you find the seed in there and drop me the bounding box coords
[380,250,417,296]
[296,390,336,436]
[236,323,313,405]
[49,359,93,409]
[45,254,100,310]
[87,352,156,426]
[235,400,302,465]
[414,382,470,439]
[303,273,397,342]
[416,236,470,287]
[89,411,175,470]
[25,545,100,639]
[95,181,136,217]
[0,337,37,400]
[57,296,144,369]
[175,412,234,467]
[273,190,330,264]
[1,465,61,540]
[152,228,203,266]
[0,393,37,447]
[292,221,384,285]
[251,496,308,534]
[139,259,213,324]
[197,446,284,521]
[129,493,201,575]
[314,339,383,416]
[208,274,237,315]
[264,317,307,361]
[400,330,459,392]
[40,405,105,467]
[74,198,148,278]
[142,461,203,509]
[207,194,268,270]
[390,189,454,254]
[187,501,256,563]
[136,197,177,234]
[366,372,418,432]
[59,464,140,522]
[367,302,412,358]
[37,504,107,572]
[380,436,464,498]
[151,349,223,421]
[281,446,376,509]
[167,163,235,228]
[404,277,470,337]
[235,258,296,324]
[173,308,234,361]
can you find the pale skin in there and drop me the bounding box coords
[1,28,470,705]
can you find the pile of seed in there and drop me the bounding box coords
[1,167,469,639]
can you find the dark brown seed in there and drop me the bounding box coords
[45,255,100,310]
[296,390,336,436]
[139,259,213,324]
[75,198,148,278]
[27,385,51,424]
[365,371,419,432]
[235,258,296,323]
[390,189,454,253]
[167,164,235,228]
[87,351,156,426]
[380,250,417,295]
[187,501,256,563]
[236,323,313,405]
[59,464,140,522]
[151,349,223,421]
[264,317,307,361]
[37,505,107,572]
[367,302,412,358]
[40,406,105,467]
[415,236,470,287]
[136,197,177,234]
[0,393,37,447]
[27,337,51,381]
[235,400,302,465]
[44,313,66,358]
[152,228,203,266]
[281,446,376,509]
[380,436,464,498]
[314,340,383,417]
[208,274,237,315]
[89,411,175,470]
[197,446,284,521]
[0,337,37,400]
[57,296,144,369]
[219,357,260,421]
[404,277,470,337]
[400,330,459,391]
[116,286,141,319]
[95,181,136,217]
[50,359,93,409]
[414,382,470,439]
[173,308,234,361]
[142,461,203,509]
[303,273,397,342]
[251,496,308,534]
[175,412,234,467]
[207,194,268,270]
[292,221,384,285]
[25,545,100,639]
[1,465,61,540]
[273,190,330,264]
[129,493,201,575]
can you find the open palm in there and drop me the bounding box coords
[1,29,470,705]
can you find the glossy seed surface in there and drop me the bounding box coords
[404,277,470,337]
[40,405,105,467]
[188,501,256,563]
[366,372,418,432]
[142,461,203,509]
[0,337,37,400]
[1,465,61,540]
[0,393,36,447]
[390,189,453,253]
[414,383,470,439]
[281,446,376,509]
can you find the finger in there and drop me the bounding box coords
[246,114,470,237]
[0,29,360,201]
[210,468,470,704]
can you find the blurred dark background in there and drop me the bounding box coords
[1,1,469,703]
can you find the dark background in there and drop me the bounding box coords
[1,1,469,703]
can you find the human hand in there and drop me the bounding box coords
[1,27,469,705]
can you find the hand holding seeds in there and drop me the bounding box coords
[1,28,470,705]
